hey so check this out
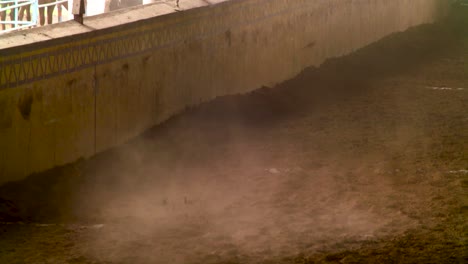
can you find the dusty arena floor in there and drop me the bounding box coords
[1,8,467,264]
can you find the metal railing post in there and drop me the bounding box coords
[14,0,18,28]
[32,0,38,26]
[72,0,85,24]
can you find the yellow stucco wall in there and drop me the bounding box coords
[0,0,449,183]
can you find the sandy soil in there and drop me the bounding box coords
[0,7,467,264]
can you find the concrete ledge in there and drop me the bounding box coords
[0,0,450,183]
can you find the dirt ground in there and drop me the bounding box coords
[0,7,467,264]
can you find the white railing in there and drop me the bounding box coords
[0,0,38,31]
[0,0,163,34]
[0,0,70,34]
[38,0,66,7]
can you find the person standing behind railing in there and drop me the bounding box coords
[18,1,31,23]
[37,0,55,25]
[16,0,55,27]
[57,0,67,22]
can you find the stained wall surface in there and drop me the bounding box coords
[0,0,449,183]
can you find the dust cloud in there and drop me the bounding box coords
[72,121,400,264]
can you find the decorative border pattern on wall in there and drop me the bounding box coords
[0,29,161,90]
